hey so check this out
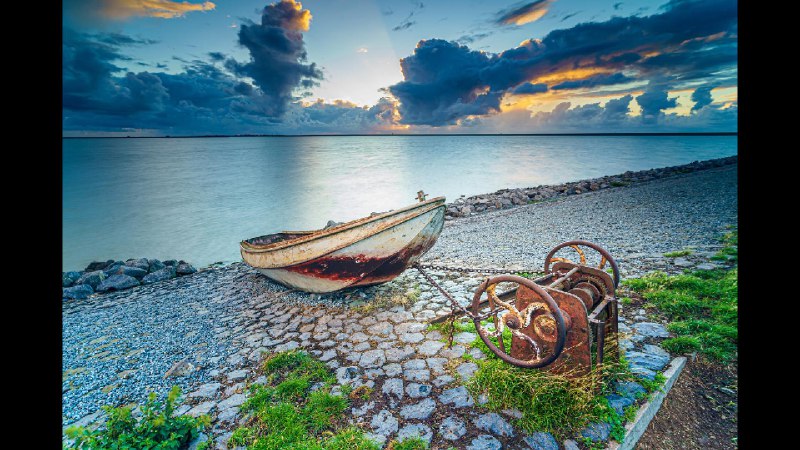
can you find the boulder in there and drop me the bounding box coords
[96,274,140,292]
[148,259,166,273]
[62,271,82,287]
[75,270,106,289]
[176,262,197,275]
[127,258,150,271]
[115,265,148,279]
[85,260,114,272]
[63,284,94,300]
[142,266,177,284]
[102,261,125,276]
[163,259,178,267]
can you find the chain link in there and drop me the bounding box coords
[415,263,542,274]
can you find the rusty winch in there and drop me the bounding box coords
[417,240,620,377]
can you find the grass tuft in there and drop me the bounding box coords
[663,249,692,257]
[230,350,378,450]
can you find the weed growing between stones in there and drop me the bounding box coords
[430,316,659,442]
[64,385,210,449]
[386,435,428,449]
[663,249,693,257]
[228,350,379,450]
[624,230,737,362]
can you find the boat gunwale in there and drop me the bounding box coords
[240,196,446,254]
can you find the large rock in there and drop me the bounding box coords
[148,259,166,273]
[114,265,148,279]
[606,394,635,416]
[75,270,106,289]
[127,258,150,271]
[85,260,114,271]
[62,271,82,287]
[163,259,178,267]
[142,266,176,284]
[176,261,197,275]
[63,284,93,299]
[96,274,140,292]
[102,261,125,276]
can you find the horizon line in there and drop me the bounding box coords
[63,131,738,139]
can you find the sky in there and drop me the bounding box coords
[62,0,738,136]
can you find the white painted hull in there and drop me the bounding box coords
[241,197,446,293]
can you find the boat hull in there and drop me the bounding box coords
[242,198,445,293]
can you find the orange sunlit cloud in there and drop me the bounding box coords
[497,0,555,26]
[97,0,216,20]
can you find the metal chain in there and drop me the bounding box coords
[415,263,543,274]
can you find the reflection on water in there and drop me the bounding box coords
[63,135,737,270]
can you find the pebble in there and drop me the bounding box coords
[439,415,467,440]
[440,386,474,407]
[633,322,670,338]
[475,412,515,437]
[405,383,431,398]
[467,434,503,450]
[581,422,611,442]
[399,398,436,419]
[523,432,559,450]
[397,423,433,444]
[382,378,404,399]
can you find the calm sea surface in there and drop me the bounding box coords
[63,135,737,271]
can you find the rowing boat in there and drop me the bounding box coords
[240,196,446,293]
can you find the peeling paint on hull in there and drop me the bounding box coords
[242,197,445,293]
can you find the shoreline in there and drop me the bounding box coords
[62,155,737,277]
[443,155,737,219]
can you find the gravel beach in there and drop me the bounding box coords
[62,161,737,448]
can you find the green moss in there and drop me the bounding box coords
[663,249,692,257]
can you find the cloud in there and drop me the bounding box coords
[392,1,424,31]
[636,87,677,123]
[64,0,215,23]
[388,0,737,126]
[551,72,633,90]
[357,47,368,53]
[224,0,322,117]
[496,0,555,26]
[560,12,578,22]
[456,32,493,45]
[387,39,504,126]
[512,82,548,95]
[691,85,714,112]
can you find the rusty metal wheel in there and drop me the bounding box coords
[544,240,620,288]
[471,275,566,368]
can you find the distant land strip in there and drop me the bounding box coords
[62,132,738,139]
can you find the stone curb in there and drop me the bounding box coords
[608,356,688,450]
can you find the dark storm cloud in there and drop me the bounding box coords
[496,0,555,26]
[208,51,226,62]
[551,72,633,90]
[636,88,677,122]
[512,82,548,95]
[388,0,737,126]
[691,86,714,112]
[225,0,322,116]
